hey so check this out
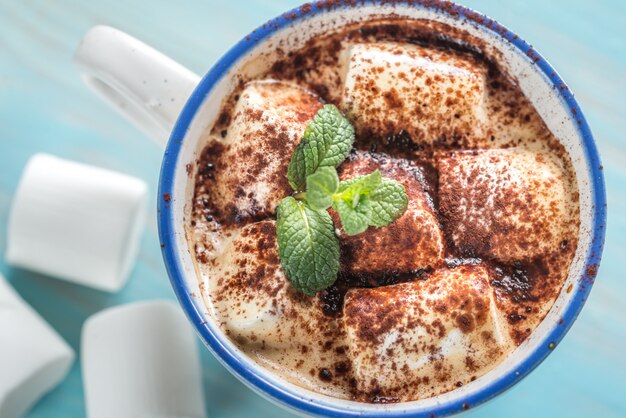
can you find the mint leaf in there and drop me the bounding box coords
[332,172,407,234]
[333,169,382,218]
[337,169,382,201]
[367,179,409,227]
[276,196,340,296]
[332,171,381,236]
[287,104,355,191]
[306,167,339,210]
[332,198,371,235]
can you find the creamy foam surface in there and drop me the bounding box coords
[187,18,580,402]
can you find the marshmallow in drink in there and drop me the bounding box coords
[0,274,74,418]
[208,221,335,350]
[5,154,148,292]
[340,42,487,145]
[212,80,323,220]
[335,151,444,275]
[438,148,577,262]
[343,265,512,401]
[81,301,206,418]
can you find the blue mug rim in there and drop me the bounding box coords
[157,1,607,416]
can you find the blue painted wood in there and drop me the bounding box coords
[0,1,623,417]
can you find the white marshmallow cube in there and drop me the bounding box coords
[340,42,488,145]
[5,154,148,292]
[343,265,511,400]
[0,274,74,418]
[81,301,206,418]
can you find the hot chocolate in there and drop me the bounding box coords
[186,17,579,402]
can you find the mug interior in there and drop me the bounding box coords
[158,2,606,416]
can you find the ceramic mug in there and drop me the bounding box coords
[74,1,606,417]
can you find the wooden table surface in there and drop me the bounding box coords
[0,1,624,417]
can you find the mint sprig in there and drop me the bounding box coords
[287,104,355,191]
[276,105,408,295]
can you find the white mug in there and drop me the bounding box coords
[74,2,606,417]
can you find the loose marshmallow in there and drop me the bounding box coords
[209,221,333,350]
[340,42,487,145]
[0,274,74,418]
[438,148,577,262]
[343,265,511,401]
[6,154,148,292]
[212,80,323,220]
[81,301,205,418]
[335,151,444,275]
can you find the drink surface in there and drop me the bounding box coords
[186,18,580,402]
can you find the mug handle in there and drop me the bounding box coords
[74,25,201,146]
